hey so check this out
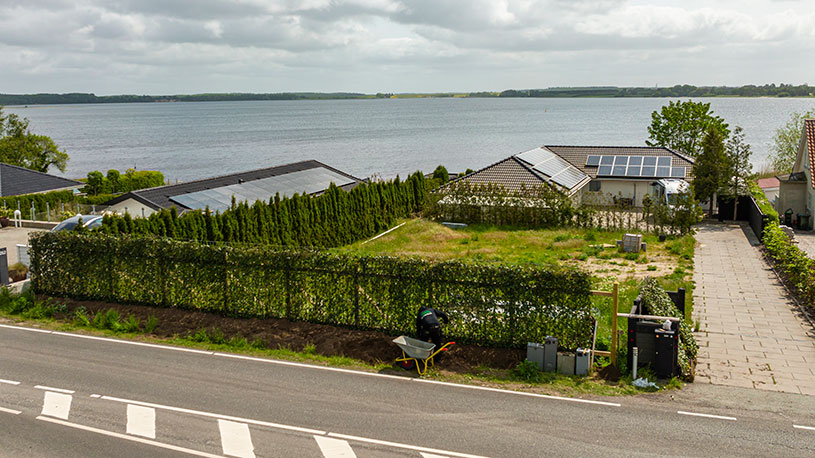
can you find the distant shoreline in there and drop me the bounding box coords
[2,85,814,106]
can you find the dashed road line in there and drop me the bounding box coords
[794,424,815,431]
[0,378,20,385]
[127,404,156,439]
[314,435,357,457]
[34,385,75,394]
[41,391,72,420]
[0,406,21,415]
[326,432,489,458]
[218,419,255,458]
[94,394,326,435]
[677,411,737,421]
[37,415,223,458]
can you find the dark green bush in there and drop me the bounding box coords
[30,231,595,349]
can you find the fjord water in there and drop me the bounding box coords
[8,97,815,181]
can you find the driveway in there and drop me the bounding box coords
[694,221,815,394]
[0,226,43,266]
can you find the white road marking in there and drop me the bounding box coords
[794,424,815,431]
[37,416,222,458]
[421,453,451,458]
[95,393,487,458]
[96,394,326,435]
[0,323,50,333]
[218,419,255,458]
[677,411,737,421]
[35,385,75,394]
[51,331,214,355]
[314,435,357,457]
[41,391,72,420]
[127,404,156,439]
[414,379,622,407]
[327,433,489,458]
[0,378,20,385]
[213,352,410,381]
[0,406,21,415]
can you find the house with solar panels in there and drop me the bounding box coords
[442,145,693,207]
[104,160,363,218]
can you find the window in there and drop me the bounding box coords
[589,180,602,192]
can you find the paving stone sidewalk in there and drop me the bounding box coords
[693,222,815,394]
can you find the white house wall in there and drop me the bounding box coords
[107,198,158,218]
[581,179,655,207]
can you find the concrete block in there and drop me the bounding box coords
[526,343,544,370]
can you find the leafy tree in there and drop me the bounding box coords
[723,126,753,219]
[769,109,815,173]
[693,127,729,217]
[107,169,121,193]
[0,107,69,173]
[647,100,730,158]
[432,165,449,183]
[86,171,107,195]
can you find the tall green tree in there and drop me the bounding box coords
[432,165,449,183]
[647,100,730,158]
[723,126,753,219]
[693,127,730,217]
[0,107,69,173]
[769,109,815,173]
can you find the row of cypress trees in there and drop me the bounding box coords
[98,172,428,248]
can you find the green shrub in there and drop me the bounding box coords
[624,252,639,261]
[74,308,91,327]
[123,314,141,333]
[145,315,158,333]
[104,309,121,331]
[191,329,210,343]
[582,230,597,242]
[303,343,317,355]
[510,360,541,382]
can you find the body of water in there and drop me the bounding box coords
[7,97,815,182]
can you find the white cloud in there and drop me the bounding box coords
[0,0,813,93]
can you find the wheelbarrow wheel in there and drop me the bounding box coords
[399,360,416,371]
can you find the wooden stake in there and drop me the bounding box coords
[611,282,619,367]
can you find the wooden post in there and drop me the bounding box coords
[611,282,619,367]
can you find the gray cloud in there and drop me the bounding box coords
[0,0,813,94]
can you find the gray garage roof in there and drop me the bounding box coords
[105,160,363,213]
[0,163,83,197]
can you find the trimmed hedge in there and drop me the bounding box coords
[638,278,698,380]
[1,190,117,214]
[762,221,815,307]
[29,231,594,349]
[99,172,428,248]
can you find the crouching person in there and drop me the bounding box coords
[416,305,449,360]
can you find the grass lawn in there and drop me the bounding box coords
[339,218,696,359]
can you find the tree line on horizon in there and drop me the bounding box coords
[1,84,813,105]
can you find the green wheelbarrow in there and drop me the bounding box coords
[393,335,455,375]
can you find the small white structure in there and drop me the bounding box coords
[777,119,815,229]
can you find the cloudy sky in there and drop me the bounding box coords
[1,0,813,94]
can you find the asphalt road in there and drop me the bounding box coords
[2,323,815,457]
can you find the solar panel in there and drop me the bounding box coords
[626,165,641,177]
[656,166,671,177]
[614,156,628,166]
[641,166,656,176]
[598,165,613,176]
[657,157,672,167]
[599,156,614,166]
[642,156,657,166]
[516,148,554,166]
[628,156,642,166]
[612,165,626,176]
[169,167,355,212]
[550,167,587,189]
[671,167,686,178]
[586,155,601,167]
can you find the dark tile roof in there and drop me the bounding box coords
[543,145,694,179]
[0,163,82,197]
[438,155,581,194]
[805,119,815,188]
[105,160,362,211]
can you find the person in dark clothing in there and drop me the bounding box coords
[416,306,449,360]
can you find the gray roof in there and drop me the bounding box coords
[0,163,82,197]
[105,160,363,212]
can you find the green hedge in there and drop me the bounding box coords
[29,231,594,349]
[84,169,164,195]
[638,278,698,380]
[100,172,428,248]
[762,221,815,307]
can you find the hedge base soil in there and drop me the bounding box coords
[38,295,524,373]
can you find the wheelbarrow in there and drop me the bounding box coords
[393,335,455,375]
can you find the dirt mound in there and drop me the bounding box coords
[41,296,523,373]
